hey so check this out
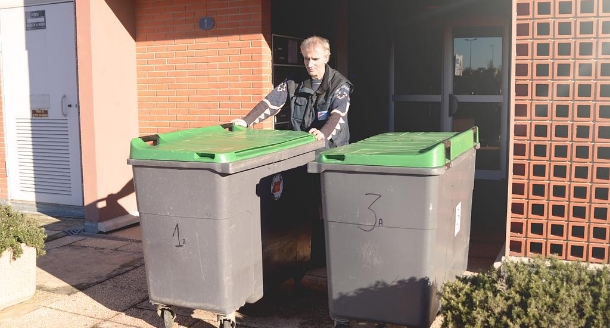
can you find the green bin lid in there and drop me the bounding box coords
[130,125,317,163]
[317,128,478,168]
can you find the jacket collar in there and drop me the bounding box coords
[316,64,331,95]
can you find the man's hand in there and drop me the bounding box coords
[231,118,247,127]
[308,128,325,141]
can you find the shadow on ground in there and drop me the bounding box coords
[1,209,501,328]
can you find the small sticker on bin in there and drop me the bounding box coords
[455,202,462,236]
[271,174,283,200]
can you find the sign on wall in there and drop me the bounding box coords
[25,10,46,30]
[30,94,50,117]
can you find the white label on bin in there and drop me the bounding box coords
[455,202,462,236]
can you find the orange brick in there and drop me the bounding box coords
[569,202,589,221]
[547,241,567,259]
[548,221,567,240]
[511,219,527,238]
[551,102,571,120]
[589,244,609,264]
[527,220,547,239]
[509,237,526,257]
[567,242,587,261]
[512,200,528,218]
[549,202,568,221]
[526,239,546,257]
[590,224,610,243]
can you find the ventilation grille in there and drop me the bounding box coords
[16,118,72,195]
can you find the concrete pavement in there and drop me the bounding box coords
[0,214,499,328]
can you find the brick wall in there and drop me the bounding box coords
[511,0,610,263]
[135,0,273,135]
[0,65,7,199]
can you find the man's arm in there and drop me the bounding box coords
[241,81,289,126]
[318,83,351,140]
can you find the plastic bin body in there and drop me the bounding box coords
[308,129,478,327]
[128,126,323,315]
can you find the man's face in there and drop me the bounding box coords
[302,45,328,79]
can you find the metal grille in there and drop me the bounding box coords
[16,118,72,195]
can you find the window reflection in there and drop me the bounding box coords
[454,37,502,95]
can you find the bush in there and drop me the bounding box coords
[440,256,610,328]
[0,205,46,260]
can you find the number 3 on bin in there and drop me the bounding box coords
[359,193,382,232]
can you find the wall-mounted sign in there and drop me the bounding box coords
[30,94,49,117]
[32,109,48,118]
[25,10,46,30]
[454,54,463,77]
[199,16,214,31]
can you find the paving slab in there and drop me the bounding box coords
[0,290,65,325]
[105,224,143,241]
[36,244,144,293]
[110,306,200,328]
[30,214,84,232]
[29,214,85,243]
[70,237,132,250]
[0,307,102,328]
[47,282,149,320]
[44,235,87,251]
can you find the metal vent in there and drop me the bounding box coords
[16,118,72,195]
[64,226,84,236]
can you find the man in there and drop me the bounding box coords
[232,36,353,148]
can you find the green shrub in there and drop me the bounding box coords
[0,205,46,260]
[440,256,610,328]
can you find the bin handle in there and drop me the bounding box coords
[471,126,480,149]
[444,140,452,169]
[139,134,160,146]
[220,122,234,131]
[320,154,346,162]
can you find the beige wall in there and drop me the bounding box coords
[76,0,139,232]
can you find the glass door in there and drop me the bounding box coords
[445,25,509,180]
[391,22,508,179]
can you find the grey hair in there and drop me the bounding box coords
[300,36,331,57]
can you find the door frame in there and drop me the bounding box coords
[442,17,510,180]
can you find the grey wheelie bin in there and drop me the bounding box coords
[307,128,479,328]
[127,124,324,328]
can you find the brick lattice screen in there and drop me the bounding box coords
[512,0,610,263]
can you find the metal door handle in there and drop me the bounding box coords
[60,95,77,115]
[61,95,68,116]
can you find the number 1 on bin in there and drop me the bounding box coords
[173,223,186,247]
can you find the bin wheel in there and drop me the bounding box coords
[219,318,236,328]
[161,308,176,328]
[217,313,236,328]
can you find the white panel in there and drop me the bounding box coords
[1,2,82,206]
